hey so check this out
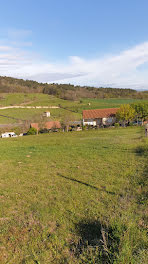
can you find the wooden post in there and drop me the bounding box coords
[145,124,148,137]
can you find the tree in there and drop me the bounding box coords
[116,104,136,126]
[61,113,76,132]
[27,127,37,135]
[131,102,148,125]
[21,120,30,134]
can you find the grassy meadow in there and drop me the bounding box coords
[0,108,80,124]
[0,127,147,263]
[0,93,145,125]
[0,93,142,108]
[0,93,62,107]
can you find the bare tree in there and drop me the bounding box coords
[61,113,76,132]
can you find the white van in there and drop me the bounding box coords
[1,132,18,138]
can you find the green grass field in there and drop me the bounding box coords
[0,93,63,107]
[0,108,80,124]
[0,93,145,125]
[0,127,147,263]
[0,93,142,108]
[62,98,144,113]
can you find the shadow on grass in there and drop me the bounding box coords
[70,219,123,263]
[134,145,148,206]
[57,173,115,195]
[135,145,147,156]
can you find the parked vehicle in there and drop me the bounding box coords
[132,121,142,126]
[1,132,18,138]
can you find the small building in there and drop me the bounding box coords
[30,121,61,132]
[83,108,119,127]
[43,111,50,117]
[1,132,17,138]
[45,121,61,130]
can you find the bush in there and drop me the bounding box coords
[13,127,22,135]
[115,123,120,128]
[27,127,37,135]
[39,128,49,134]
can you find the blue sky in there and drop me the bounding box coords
[1,0,148,89]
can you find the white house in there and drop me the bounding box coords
[43,111,50,117]
[83,108,119,127]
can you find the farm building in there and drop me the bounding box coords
[83,108,119,127]
[30,121,61,131]
[43,111,50,117]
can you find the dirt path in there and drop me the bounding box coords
[0,106,59,110]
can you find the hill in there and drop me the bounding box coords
[0,76,148,100]
[0,93,145,127]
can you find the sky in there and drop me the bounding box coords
[0,0,148,90]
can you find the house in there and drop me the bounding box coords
[1,132,17,138]
[43,111,50,117]
[83,108,119,127]
[30,121,61,131]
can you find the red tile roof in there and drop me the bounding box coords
[45,121,61,129]
[83,108,119,119]
[31,121,61,130]
[30,123,39,130]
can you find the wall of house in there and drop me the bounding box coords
[102,117,116,126]
[95,118,102,125]
[83,116,116,126]
[83,119,96,126]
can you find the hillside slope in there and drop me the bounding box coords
[0,76,148,99]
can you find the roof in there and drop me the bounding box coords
[30,123,39,130]
[45,121,61,129]
[30,121,61,130]
[83,108,119,119]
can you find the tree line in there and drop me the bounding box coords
[0,76,148,100]
[116,102,148,126]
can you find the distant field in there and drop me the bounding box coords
[0,108,81,124]
[0,93,145,125]
[0,127,147,263]
[0,93,63,107]
[64,98,144,113]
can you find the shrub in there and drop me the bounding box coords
[27,127,37,135]
[115,123,120,128]
[13,127,22,135]
[39,128,49,134]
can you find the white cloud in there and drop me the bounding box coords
[0,46,12,51]
[0,36,148,90]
